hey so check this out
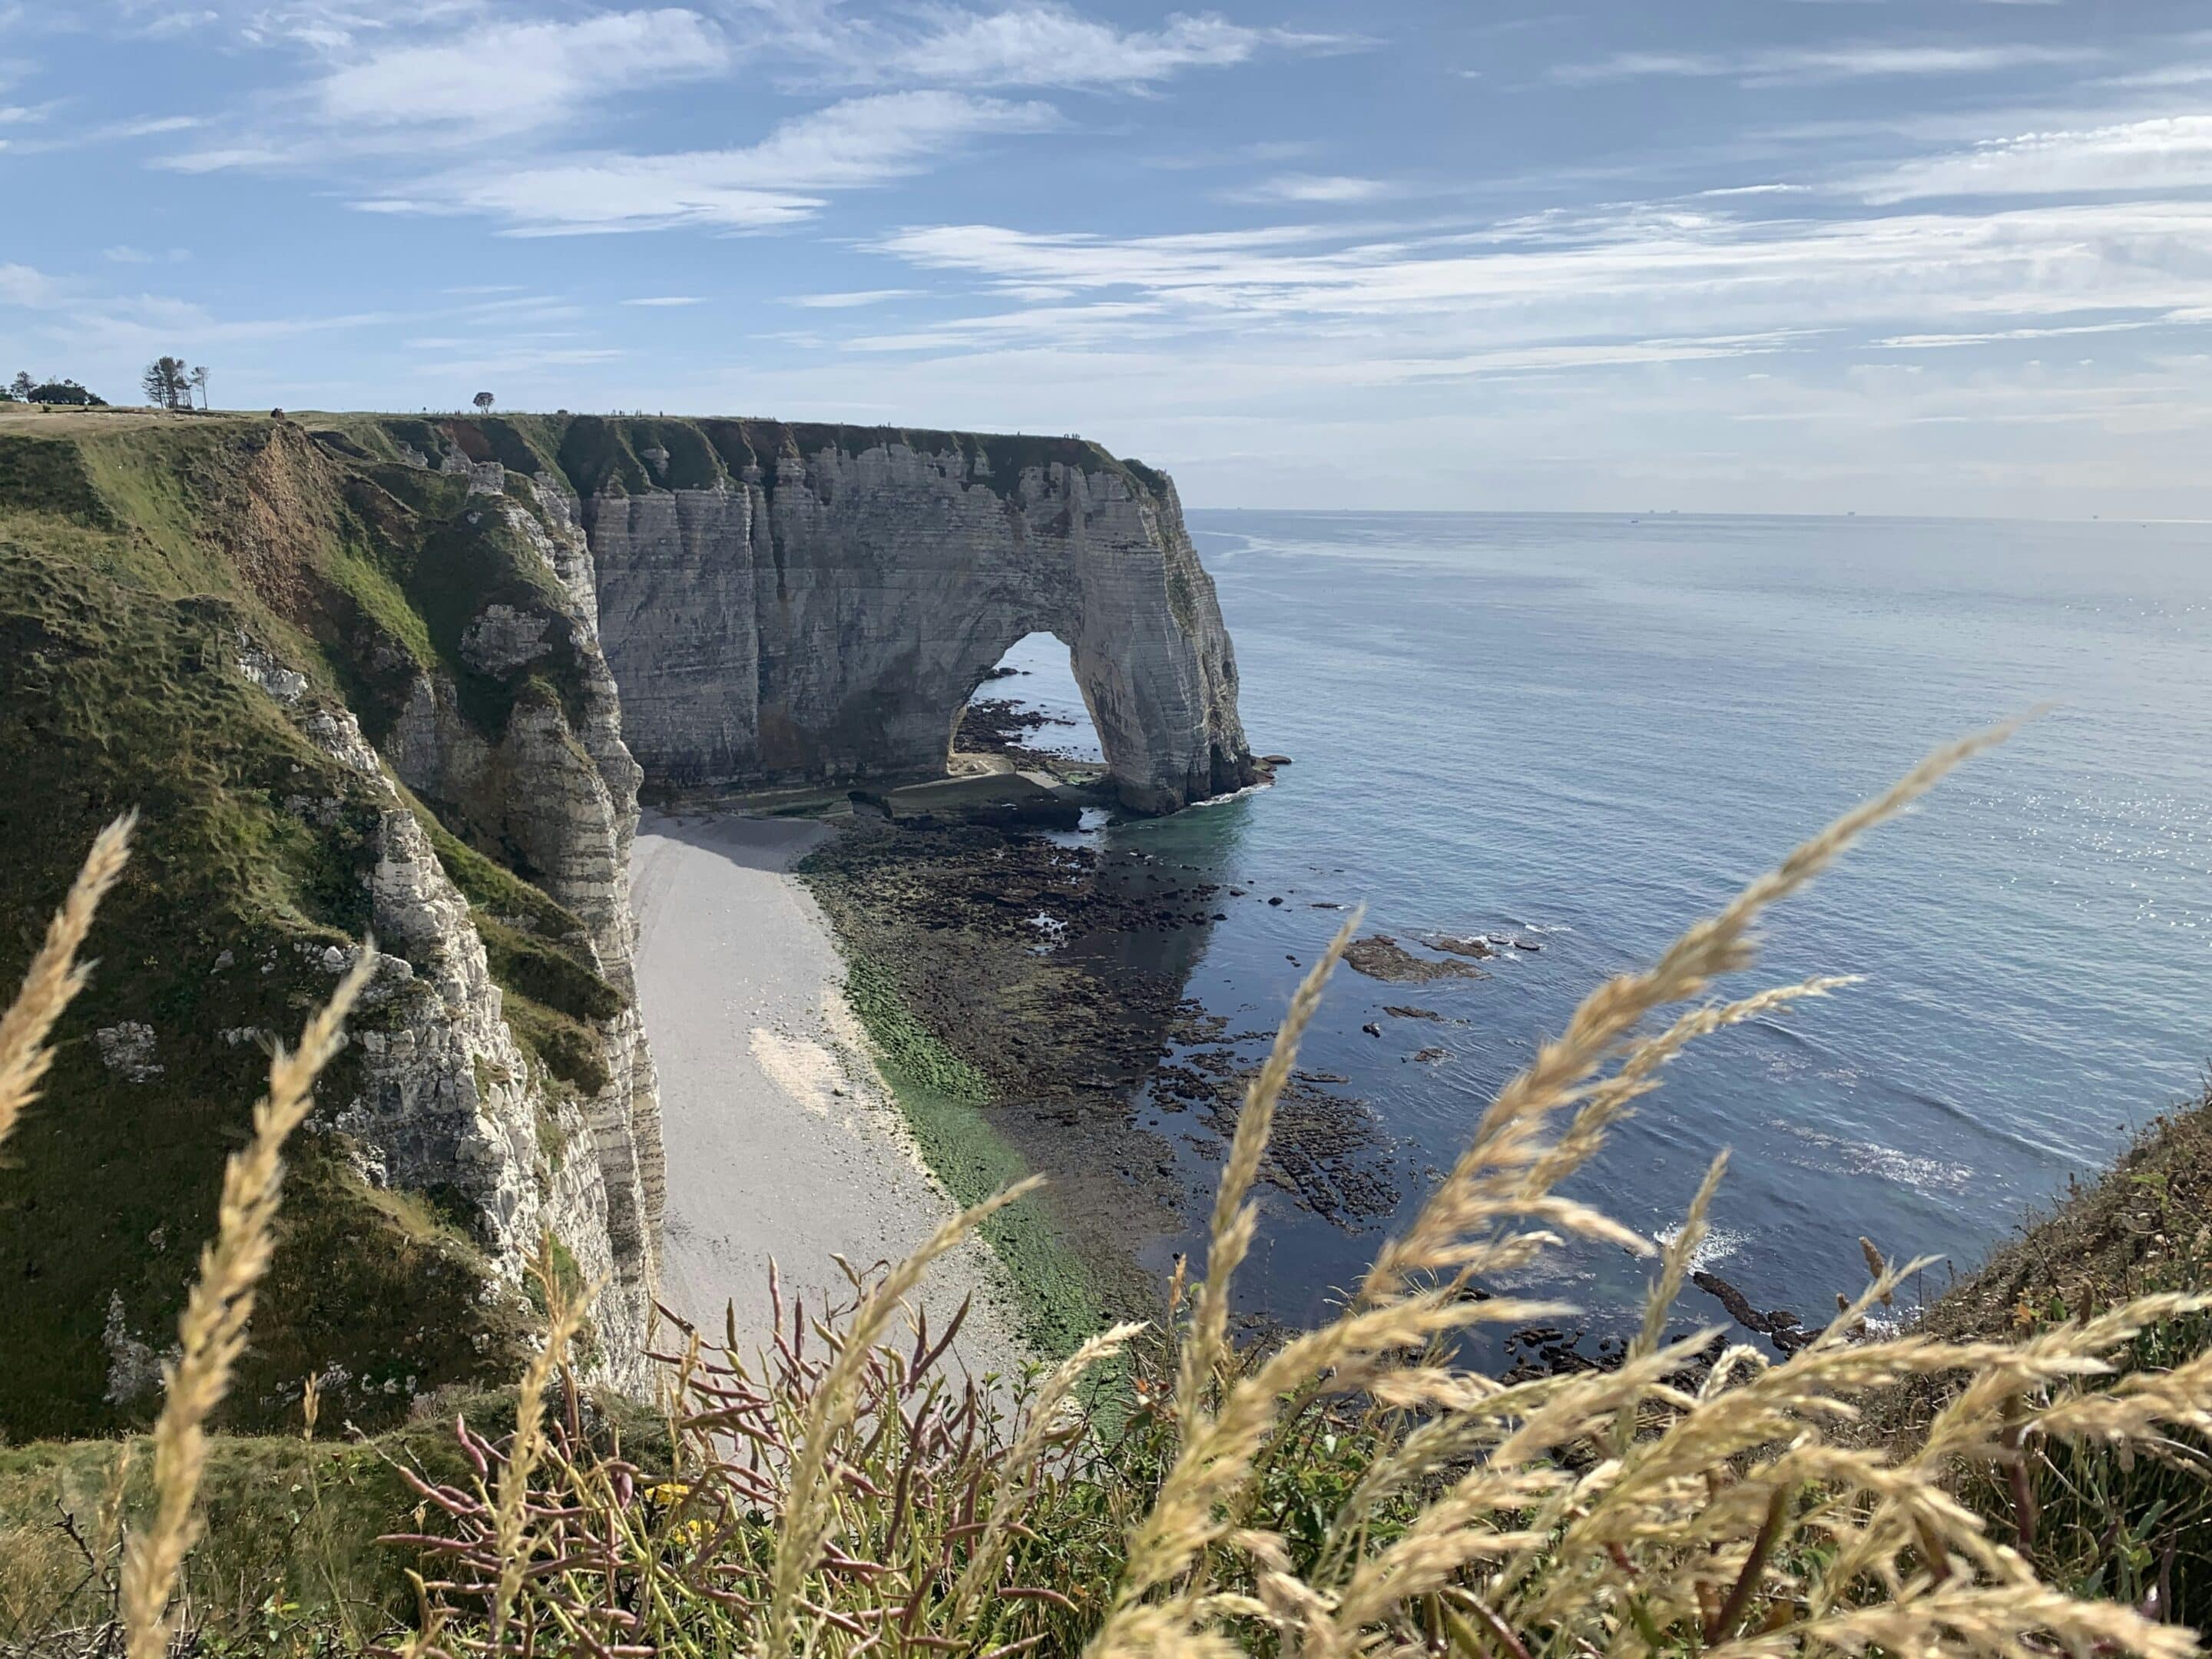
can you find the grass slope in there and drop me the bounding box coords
[0,413,618,1439]
[1891,1080,2212,1625]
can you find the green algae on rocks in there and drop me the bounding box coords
[839,952,1107,1361]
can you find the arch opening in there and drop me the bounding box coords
[951,631,1105,779]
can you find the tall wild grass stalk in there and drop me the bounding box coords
[16,720,2212,1658]
[120,942,378,1659]
[0,812,132,1152]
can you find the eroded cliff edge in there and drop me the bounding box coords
[0,407,1256,1438]
[402,416,1256,815]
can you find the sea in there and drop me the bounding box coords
[985,511,2212,1339]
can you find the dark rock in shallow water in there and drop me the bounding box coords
[1344,935,1485,985]
[1692,1270,1815,1355]
[1426,933,1497,959]
[1384,1005,1442,1020]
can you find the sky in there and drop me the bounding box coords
[5,2,2212,515]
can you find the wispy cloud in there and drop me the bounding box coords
[1856,115,2212,200]
[314,8,728,137]
[863,197,2212,374]
[1233,173,1396,204]
[0,262,63,307]
[622,295,704,306]
[104,114,200,137]
[362,91,1058,234]
[777,2,1351,91]
[1551,41,2099,86]
[786,288,922,307]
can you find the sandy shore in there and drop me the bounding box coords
[630,810,1021,1376]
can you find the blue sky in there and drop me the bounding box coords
[5,1,2212,515]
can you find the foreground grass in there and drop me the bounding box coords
[6,727,2212,1658]
[1889,1080,2212,1627]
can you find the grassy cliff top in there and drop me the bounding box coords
[2,406,1176,503]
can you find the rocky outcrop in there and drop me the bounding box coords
[245,623,659,1392]
[376,482,664,1378]
[577,426,1255,814]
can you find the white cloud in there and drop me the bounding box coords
[622,295,704,306]
[0,262,61,306]
[864,197,2212,372]
[1857,116,2212,200]
[157,144,288,173]
[1236,174,1394,204]
[366,91,1058,233]
[1552,41,2098,86]
[787,289,922,307]
[868,6,1310,89]
[779,3,1349,91]
[104,115,200,137]
[316,8,728,135]
[2095,63,2212,90]
[1873,319,2177,349]
[131,9,220,36]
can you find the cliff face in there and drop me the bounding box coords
[0,407,1253,1437]
[0,416,663,1433]
[558,422,1255,814]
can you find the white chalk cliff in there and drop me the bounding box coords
[571,423,1257,814]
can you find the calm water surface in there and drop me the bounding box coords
[995,512,2212,1334]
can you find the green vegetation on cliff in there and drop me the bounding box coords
[304,409,1179,506]
[0,412,621,1439]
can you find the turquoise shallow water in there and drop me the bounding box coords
[995,511,2212,1336]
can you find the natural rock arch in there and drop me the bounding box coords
[578,422,1257,813]
[948,630,1104,764]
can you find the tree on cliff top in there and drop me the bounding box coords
[141,356,191,411]
[26,378,105,406]
[473,390,495,413]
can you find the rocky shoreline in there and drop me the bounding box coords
[795,809,1405,1342]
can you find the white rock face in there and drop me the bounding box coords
[379,478,664,1376]
[583,432,1257,813]
[242,611,661,1391]
[94,1023,162,1082]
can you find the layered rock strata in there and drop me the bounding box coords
[577,427,1256,814]
[244,630,659,1392]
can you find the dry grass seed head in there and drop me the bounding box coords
[121,940,376,1659]
[491,1236,600,1647]
[0,813,133,1152]
[1176,912,1359,1429]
